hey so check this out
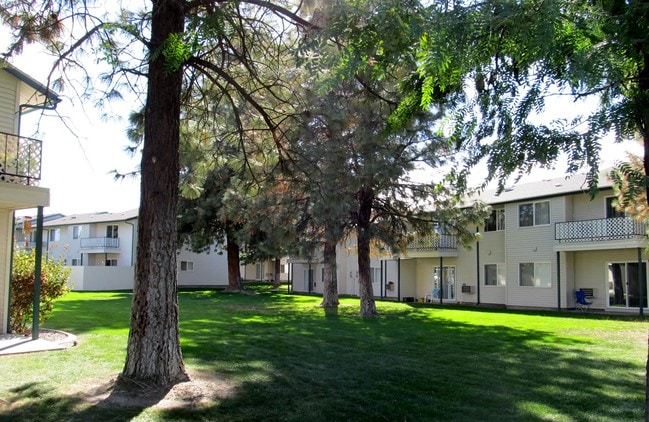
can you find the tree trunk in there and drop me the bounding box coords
[121,0,188,387]
[226,233,242,291]
[272,257,281,288]
[357,184,378,317]
[320,239,340,307]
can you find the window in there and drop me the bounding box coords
[519,262,551,287]
[71,258,82,266]
[484,209,505,232]
[370,267,381,284]
[519,201,550,227]
[73,225,82,239]
[484,264,506,286]
[181,261,194,271]
[606,197,625,218]
[49,229,60,242]
[105,259,118,266]
[255,263,263,279]
[106,225,118,238]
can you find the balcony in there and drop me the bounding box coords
[0,131,42,186]
[555,217,647,243]
[407,234,457,252]
[80,237,120,250]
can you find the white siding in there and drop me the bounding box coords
[69,266,134,291]
[0,71,18,133]
[177,247,228,287]
[571,189,613,221]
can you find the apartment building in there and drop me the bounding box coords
[16,209,229,290]
[0,61,60,333]
[290,174,648,313]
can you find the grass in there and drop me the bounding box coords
[0,284,647,421]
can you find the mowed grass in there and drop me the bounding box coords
[0,285,646,421]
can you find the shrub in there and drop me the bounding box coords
[9,249,71,334]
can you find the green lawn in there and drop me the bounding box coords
[1,286,646,421]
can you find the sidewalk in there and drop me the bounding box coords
[0,330,77,356]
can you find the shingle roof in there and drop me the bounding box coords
[43,209,139,226]
[469,172,614,206]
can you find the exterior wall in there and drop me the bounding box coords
[0,70,18,133]
[572,248,644,309]
[45,220,136,267]
[476,229,506,305]
[571,189,613,221]
[177,247,228,287]
[69,266,134,291]
[0,210,12,333]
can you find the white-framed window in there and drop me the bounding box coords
[519,201,550,227]
[72,225,82,239]
[181,261,194,271]
[71,258,82,266]
[105,259,118,266]
[484,263,506,286]
[519,262,552,287]
[49,228,60,242]
[484,209,505,232]
[255,263,263,279]
[106,225,119,238]
[370,267,381,284]
[280,264,287,274]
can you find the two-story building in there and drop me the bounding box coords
[0,61,60,333]
[289,173,647,313]
[16,209,230,290]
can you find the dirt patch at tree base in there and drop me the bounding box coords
[71,369,237,411]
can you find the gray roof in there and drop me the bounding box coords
[470,172,614,206]
[44,209,139,227]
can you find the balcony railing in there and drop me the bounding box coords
[555,217,647,243]
[0,131,42,186]
[80,237,120,249]
[407,234,457,251]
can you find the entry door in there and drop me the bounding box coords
[304,269,314,292]
[434,266,456,301]
[608,262,648,308]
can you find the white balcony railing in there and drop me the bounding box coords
[407,234,457,251]
[80,237,120,249]
[555,217,647,243]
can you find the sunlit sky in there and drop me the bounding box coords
[4,29,642,218]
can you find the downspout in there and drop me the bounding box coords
[439,256,444,305]
[397,257,401,302]
[556,251,561,312]
[32,206,44,340]
[6,212,16,333]
[476,227,481,305]
[125,219,136,266]
[638,248,645,317]
[380,260,383,299]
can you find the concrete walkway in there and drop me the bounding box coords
[0,330,77,356]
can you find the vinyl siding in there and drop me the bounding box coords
[0,210,12,333]
[505,197,562,308]
[0,71,18,133]
[475,230,506,304]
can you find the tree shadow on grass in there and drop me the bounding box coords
[21,289,645,421]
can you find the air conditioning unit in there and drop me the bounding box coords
[385,281,394,291]
[461,285,472,293]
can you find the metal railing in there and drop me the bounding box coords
[555,217,647,242]
[80,237,120,249]
[407,234,457,251]
[0,131,42,186]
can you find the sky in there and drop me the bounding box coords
[5,30,643,219]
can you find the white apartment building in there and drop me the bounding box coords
[289,174,648,313]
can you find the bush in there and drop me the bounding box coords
[9,249,71,335]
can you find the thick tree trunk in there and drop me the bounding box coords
[357,185,378,317]
[226,235,242,291]
[320,239,339,307]
[121,0,188,387]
